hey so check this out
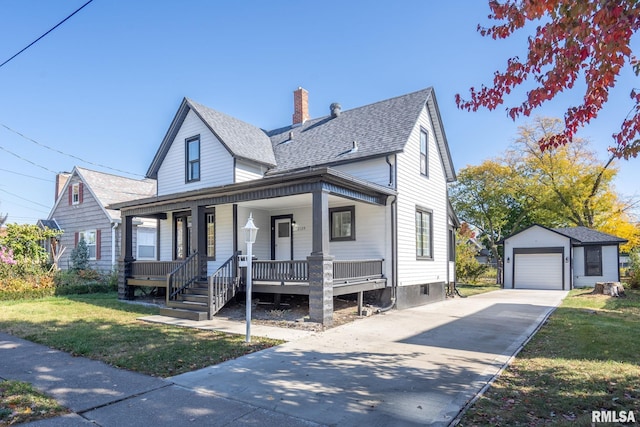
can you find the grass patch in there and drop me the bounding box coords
[456,282,502,297]
[0,380,68,426]
[0,293,282,377]
[459,288,640,426]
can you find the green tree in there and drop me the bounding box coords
[0,224,60,266]
[449,160,521,284]
[455,226,489,284]
[70,238,90,271]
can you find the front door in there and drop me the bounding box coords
[273,217,292,260]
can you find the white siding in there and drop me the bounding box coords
[333,157,393,187]
[395,107,449,287]
[573,245,621,287]
[503,226,571,289]
[328,202,387,260]
[157,110,234,196]
[159,217,172,261]
[235,160,266,183]
[207,204,234,274]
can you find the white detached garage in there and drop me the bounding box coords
[502,225,627,290]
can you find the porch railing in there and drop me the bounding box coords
[208,251,241,319]
[167,252,200,302]
[333,259,384,282]
[252,260,309,282]
[130,260,183,277]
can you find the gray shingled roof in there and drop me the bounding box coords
[187,99,276,167]
[552,226,628,244]
[268,88,433,174]
[147,88,456,181]
[76,167,157,220]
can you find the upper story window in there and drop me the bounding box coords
[71,183,82,205]
[186,136,200,183]
[420,128,429,177]
[416,207,433,260]
[584,246,602,276]
[330,206,355,241]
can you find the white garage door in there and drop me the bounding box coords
[514,253,563,289]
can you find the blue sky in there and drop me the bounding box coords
[1,0,638,224]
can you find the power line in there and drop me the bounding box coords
[0,144,58,174]
[1,124,145,178]
[0,187,50,210]
[0,0,94,69]
[0,167,50,182]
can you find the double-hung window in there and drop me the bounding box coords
[330,206,355,241]
[78,230,97,260]
[416,208,433,259]
[186,136,200,182]
[420,128,429,177]
[584,246,602,276]
[137,228,156,260]
[71,183,81,205]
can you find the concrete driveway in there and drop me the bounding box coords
[169,289,567,426]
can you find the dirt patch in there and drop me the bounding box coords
[132,290,382,331]
[215,293,379,332]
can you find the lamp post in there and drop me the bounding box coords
[243,213,258,343]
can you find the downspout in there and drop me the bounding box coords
[378,155,397,312]
[111,220,120,269]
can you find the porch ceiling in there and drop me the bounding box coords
[237,193,359,211]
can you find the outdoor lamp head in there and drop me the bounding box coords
[243,213,259,244]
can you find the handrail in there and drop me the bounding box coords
[208,251,241,319]
[167,252,200,302]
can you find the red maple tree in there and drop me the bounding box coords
[456,0,640,159]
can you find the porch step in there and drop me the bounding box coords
[167,300,208,311]
[159,307,209,321]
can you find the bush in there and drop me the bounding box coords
[0,273,56,300]
[626,249,640,289]
[53,269,117,295]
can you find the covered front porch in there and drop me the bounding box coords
[113,168,397,325]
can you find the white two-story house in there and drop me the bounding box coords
[112,87,457,325]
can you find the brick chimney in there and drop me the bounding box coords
[55,172,71,202]
[292,87,310,125]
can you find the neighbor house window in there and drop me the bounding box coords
[330,206,355,241]
[78,230,97,260]
[206,211,215,259]
[584,246,602,276]
[420,128,428,177]
[416,208,433,259]
[71,183,82,205]
[137,228,156,260]
[186,136,200,182]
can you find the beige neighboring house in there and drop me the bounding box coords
[44,166,157,271]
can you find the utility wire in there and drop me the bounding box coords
[0,144,58,174]
[0,187,50,210]
[0,167,50,182]
[1,124,145,178]
[0,0,94,69]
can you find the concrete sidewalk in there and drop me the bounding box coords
[0,289,567,426]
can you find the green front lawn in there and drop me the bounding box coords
[0,293,281,377]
